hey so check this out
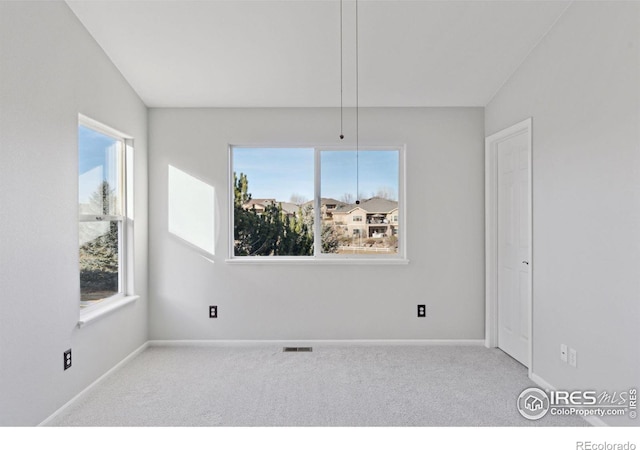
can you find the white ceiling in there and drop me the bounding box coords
[66,0,570,108]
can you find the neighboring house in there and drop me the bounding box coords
[242,198,276,215]
[319,198,346,221]
[331,197,399,238]
[301,198,347,221]
[278,202,300,217]
[242,199,299,217]
[244,196,398,240]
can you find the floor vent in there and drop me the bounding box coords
[283,347,313,352]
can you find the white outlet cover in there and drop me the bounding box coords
[560,344,568,363]
[569,348,577,367]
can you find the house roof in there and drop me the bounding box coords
[244,199,275,208]
[333,197,398,214]
[278,202,299,215]
[302,198,347,208]
[243,199,298,215]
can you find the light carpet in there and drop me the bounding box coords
[47,344,587,427]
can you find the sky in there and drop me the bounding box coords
[233,148,399,203]
[78,125,120,205]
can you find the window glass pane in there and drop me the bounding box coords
[79,125,122,216]
[320,150,399,255]
[232,148,314,256]
[79,221,120,304]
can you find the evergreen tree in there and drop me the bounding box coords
[233,173,259,255]
[233,172,313,256]
[321,225,340,253]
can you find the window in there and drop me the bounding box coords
[78,117,131,308]
[230,146,404,261]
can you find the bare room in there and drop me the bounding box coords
[1,0,638,447]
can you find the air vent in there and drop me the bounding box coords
[283,347,313,352]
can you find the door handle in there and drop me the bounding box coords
[522,261,529,265]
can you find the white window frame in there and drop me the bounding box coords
[78,115,137,322]
[227,145,408,264]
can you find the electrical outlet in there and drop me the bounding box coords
[209,305,218,318]
[63,349,72,371]
[560,344,568,363]
[417,304,426,318]
[569,348,577,367]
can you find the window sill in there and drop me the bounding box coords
[77,295,140,328]
[225,258,409,265]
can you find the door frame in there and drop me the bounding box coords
[485,117,533,375]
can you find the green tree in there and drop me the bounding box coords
[233,172,313,256]
[321,225,340,253]
[233,173,259,255]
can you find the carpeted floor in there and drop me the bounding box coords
[47,344,587,427]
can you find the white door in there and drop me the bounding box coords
[496,130,531,366]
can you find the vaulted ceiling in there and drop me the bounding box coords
[66,0,570,108]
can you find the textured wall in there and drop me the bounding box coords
[149,107,485,341]
[0,1,148,425]
[486,1,640,426]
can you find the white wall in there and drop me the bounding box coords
[149,107,485,340]
[0,2,148,425]
[486,2,640,426]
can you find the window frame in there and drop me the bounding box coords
[227,145,407,264]
[78,115,135,315]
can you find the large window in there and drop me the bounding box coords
[78,118,130,307]
[230,146,404,260]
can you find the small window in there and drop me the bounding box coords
[78,118,131,308]
[230,146,404,260]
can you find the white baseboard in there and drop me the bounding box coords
[38,341,149,427]
[147,339,486,347]
[529,372,555,391]
[529,371,608,427]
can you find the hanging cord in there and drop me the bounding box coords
[339,0,344,140]
[355,0,360,204]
